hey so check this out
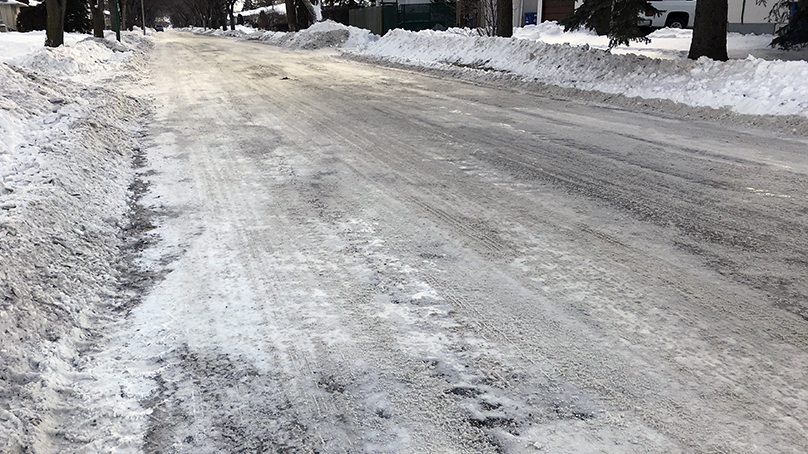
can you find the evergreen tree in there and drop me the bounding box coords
[768,0,808,49]
[18,0,91,35]
[562,0,653,47]
[16,1,47,32]
[65,0,92,33]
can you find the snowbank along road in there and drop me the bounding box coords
[19,31,808,452]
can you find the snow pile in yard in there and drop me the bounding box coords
[285,20,379,49]
[356,28,808,117]
[0,31,86,64]
[266,21,349,49]
[15,38,132,78]
[511,22,782,60]
[0,32,150,452]
[2,31,149,82]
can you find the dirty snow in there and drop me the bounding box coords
[0,31,151,452]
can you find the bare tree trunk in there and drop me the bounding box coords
[45,0,67,47]
[121,0,129,31]
[496,0,512,36]
[91,0,105,38]
[688,0,728,61]
[482,0,496,35]
[286,0,298,31]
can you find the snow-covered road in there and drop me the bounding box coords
[63,32,808,453]
[3,28,808,453]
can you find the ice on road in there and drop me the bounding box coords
[81,33,808,453]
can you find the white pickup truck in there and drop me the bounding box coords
[638,0,697,28]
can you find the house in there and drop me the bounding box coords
[518,0,574,25]
[0,0,26,31]
[520,0,778,33]
[727,0,777,34]
[454,0,574,28]
[566,0,778,35]
[351,0,779,36]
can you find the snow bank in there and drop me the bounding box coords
[0,31,151,452]
[356,28,808,117]
[186,26,252,38]
[0,31,149,154]
[0,31,86,64]
[15,38,132,78]
[2,30,149,82]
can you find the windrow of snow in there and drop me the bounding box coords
[355,28,808,117]
[0,32,148,157]
[0,32,151,452]
[185,26,252,38]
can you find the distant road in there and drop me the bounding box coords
[115,31,808,453]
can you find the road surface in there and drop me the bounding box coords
[88,32,808,453]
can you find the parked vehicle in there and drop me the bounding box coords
[155,25,164,31]
[639,0,696,28]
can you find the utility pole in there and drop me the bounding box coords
[141,0,146,35]
[111,0,121,41]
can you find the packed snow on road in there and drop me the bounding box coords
[1,22,808,453]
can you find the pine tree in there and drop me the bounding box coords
[24,0,91,41]
[768,0,808,49]
[562,0,652,48]
[65,0,92,33]
[16,2,47,32]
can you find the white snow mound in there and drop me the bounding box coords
[356,28,808,117]
[189,20,378,50]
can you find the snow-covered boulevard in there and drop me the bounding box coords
[3,28,808,453]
